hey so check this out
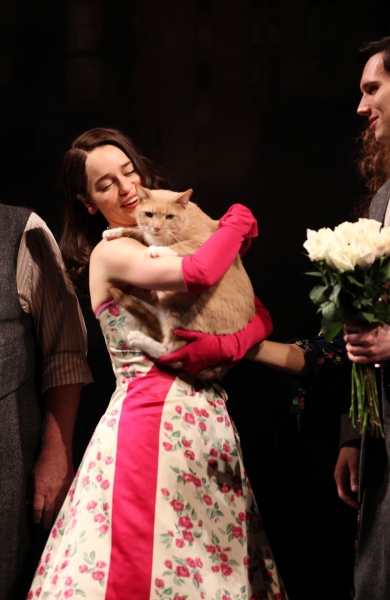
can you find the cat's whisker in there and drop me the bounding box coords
[167,232,181,245]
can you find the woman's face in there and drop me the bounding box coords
[82,144,142,228]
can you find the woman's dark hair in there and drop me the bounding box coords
[59,127,172,295]
[356,37,390,214]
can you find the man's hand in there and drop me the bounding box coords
[343,320,390,363]
[29,383,81,528]
[334,445,361,511]
[31,449,74,528]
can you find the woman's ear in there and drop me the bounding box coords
[77,194,97,215]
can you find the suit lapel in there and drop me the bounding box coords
[369,179,390,224]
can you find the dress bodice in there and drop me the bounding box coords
[95,297,156,383]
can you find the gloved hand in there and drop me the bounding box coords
[157,297,272,373]
[182,204,258,294]
[219,204,258,257]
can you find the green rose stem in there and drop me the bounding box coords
[350,363,384,437]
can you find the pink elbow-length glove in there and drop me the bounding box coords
[157,297,272,374]
[182,204,258,294]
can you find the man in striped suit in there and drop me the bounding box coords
[0,204,92,599]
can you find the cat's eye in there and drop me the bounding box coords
[145,212,153,218]
[166,214,174,220]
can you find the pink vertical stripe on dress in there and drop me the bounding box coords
[105,365,176,599]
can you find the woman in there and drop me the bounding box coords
[28,128,287,599]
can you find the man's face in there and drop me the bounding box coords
[358,52,390,144]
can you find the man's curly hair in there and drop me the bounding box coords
[357,37,390,204]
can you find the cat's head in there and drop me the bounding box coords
[135,184,193,246]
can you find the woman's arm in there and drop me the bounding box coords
[91,237,187,292]
[91,203,258,295]
[245,340,312,375]
[248,332,348,378]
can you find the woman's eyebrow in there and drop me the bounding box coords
[94,161,133,185]
[121,160,133,169]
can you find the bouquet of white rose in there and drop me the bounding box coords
[304,218,390,437]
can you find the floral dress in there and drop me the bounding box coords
[28,298,287,600]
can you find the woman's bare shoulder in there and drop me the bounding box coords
[91,236,143,264]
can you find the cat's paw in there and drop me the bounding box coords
[126,331,166,358]
[147,245,178,258]
[126,331,148,348]
[103,227,125,240]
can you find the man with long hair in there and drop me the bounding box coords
[335,36,390,600]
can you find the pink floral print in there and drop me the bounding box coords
[28,299,287,600]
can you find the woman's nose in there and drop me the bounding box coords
[118,177,133,194]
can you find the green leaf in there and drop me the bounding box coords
[360,298,374,306]
[321,301,337,320]
[361,311,375,322]
[346,274,364,287]
[329,283,341,307]
[211,531,220,544]
[363,285,376,296]
[322,319,343,342]
[83,552,93,565]
[305,271,323,277]
[310,285,329,304]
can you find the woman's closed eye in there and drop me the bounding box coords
[98,179,114,191]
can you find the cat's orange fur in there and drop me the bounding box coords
[109,184,255,380]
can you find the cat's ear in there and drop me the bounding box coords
[135,183,150,203]
[176,189,193,208]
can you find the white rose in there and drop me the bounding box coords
[350,241,377,267]
[303,228,337,262]
[357,218,382,234]
[326,245,356,272]
[334,221,358,245]
[350,231,385,266]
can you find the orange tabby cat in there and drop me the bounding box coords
[105,184,255,380]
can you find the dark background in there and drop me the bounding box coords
[3,0,390,598]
